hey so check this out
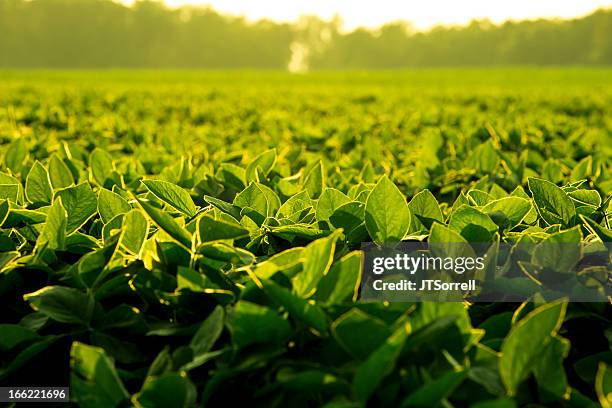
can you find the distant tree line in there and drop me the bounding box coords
[0,0,610,69]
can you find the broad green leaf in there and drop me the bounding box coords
[198,213,249,242]
[292,230,340,297]
[329,201,365,233]
[228,301,291,348]
[468,189,494,206]
[532,226,582,273]
[177,266,205,291]
[190,306,224,356]
[55,182,98,234]
[429,222,476,260]
[528,178,576,227]
[0,184,19,202]
[98,188,131,224]
[253,247,304,280]
[365,175,411,245]
[216,162,246,191]
[245,148,276,182]
[482,197,532,230]
[315,251,362,305]
[581,215,612,242]
[48,154,74,189]
[204,195,242,219]
[332,308,392,360]
[119,209,149,255]
[262,279,328,333]
[4,137,27,172]
[0,324,38,351]
[568,189,601,207]
[533,336,570,402]
[75,238,119,287]
[401,370,466,408]
[304,160,324,199]
[499,300,567,395]
[24,286,94,325]
[137,198,192,250]
[233,182,280,224]
[71,342,129,408]
[25,161,52,205]
[277,190,312,222]
[89,148,114,186]
[35,197,67,250]
[142,179,197,217]
[353,321,410,402]
[133,373,196,408]
[408,189,444,233]
[316,188,351,222]
[449,205,498,242]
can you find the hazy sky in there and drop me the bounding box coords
[122,0,612,30]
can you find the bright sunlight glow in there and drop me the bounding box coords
[120,0,612,30]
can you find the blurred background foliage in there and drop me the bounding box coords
[0,0,610,70]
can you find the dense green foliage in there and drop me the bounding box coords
[0,0,611,68]
[0,70,611,407]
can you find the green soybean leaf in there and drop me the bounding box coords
[71,342,130,408]
[316,188,351,222]
[401,370,466,408]
[0,184,19,202]
[245,148,276,183]
[292,230,340,297]
[277,190,312,222]
[315,251,362,305]
[533,336,571,402]
[532,226,582,273]
[119,209,149,255]
[89,148,114,186]
[98,188,131,224]
[25,161,52,205]
[429,222,476,259]
[134,373,196,408]
[204,195,242,219]
[528,178,576,227]
[408,189,444,233]
[482,197,532,230]
[4,137,27,172]
[332,308,392,360]
[234,182,280,224]
[55,182,98,234]
[499,300,567,395]
[198,213,249,242]
[24,286,94,325]
[190,306,224,356]
[137,198,192,250]
[142,179,197,217]
[449,205,498,242]
[581,215,612,242]
[35,197,67,251]
[353,322,410,402]
[262,279,328,333]
[365,175,411,245]
[304,160,324,199]
[0,324,38,351]
[228,301,291,348]
[48,154,74,189]
[132,373,197,408]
